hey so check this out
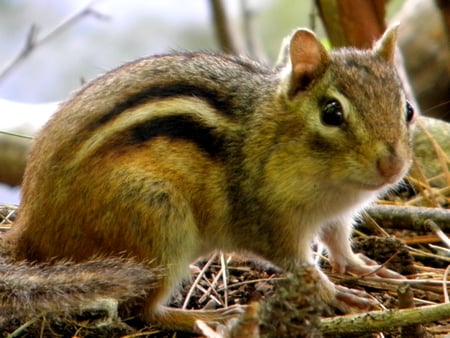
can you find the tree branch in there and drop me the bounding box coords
[208,0,246,55]
[315,0,385,48]
[320,302,450,335]
[0,0,108,82]
[365,204,450,231]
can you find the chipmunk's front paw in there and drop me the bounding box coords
[318,271,378,313]
[331,252,405,279]
[333,285,377,312]
[347,253,405,279]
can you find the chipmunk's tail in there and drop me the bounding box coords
[0,256,162,318]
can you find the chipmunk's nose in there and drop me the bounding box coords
[376,153,405,182]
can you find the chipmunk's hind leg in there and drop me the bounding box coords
[148,305,246,332]
[132,179,217,331]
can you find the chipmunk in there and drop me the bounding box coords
[2,26,415,332]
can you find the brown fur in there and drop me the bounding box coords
[0,256,161,318]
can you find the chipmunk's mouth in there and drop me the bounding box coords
[357,182,387,191]
[346,177,394,192]
[337,178,386,194]
[349,167,408,192]
[353,175,404,192]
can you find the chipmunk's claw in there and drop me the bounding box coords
[333,284,378,312]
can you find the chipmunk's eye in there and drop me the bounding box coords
[321,99,344,126]
[405,101,415,124]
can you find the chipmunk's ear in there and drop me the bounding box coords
[288,29,330,97]
[373,24,399,65]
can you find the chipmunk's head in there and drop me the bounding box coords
[275,26,415,196]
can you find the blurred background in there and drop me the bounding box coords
[0,0,448,204]
[0,0,409,103]
[0,0,314,103]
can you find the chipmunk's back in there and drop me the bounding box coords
[9,53,277,263]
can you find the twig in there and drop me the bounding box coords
[0,204,17,225]
[219,252,229,307]
[408,246,450,264]
[198,268,225,306]
[443,265,450,303]
[195,283,223,307]
[182,253,217,310]
[320,302,450,335]
[6,318,39,338]
[0,0,107,82]
[0,130,33,140]
[397,283,428,337]
[426,219,450,248]
[217,276,282,293]
[196,253,232,307]
[407,160,442,207]
[195,320,224,338]
[398,283,415,309]
[429,244,450,257]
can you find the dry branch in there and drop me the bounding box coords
[365,204,450,231]
[320,302,450,335]
[397,284,429,337]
